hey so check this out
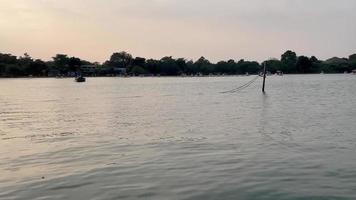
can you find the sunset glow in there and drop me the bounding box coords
[1,0,355,62]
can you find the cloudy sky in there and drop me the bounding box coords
[0,0,355,62]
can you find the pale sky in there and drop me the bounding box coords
[1,0,355,63]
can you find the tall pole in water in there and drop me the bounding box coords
[262,62,267,93]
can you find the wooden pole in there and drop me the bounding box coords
[262,62,267,93]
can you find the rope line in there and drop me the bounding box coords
[220,75,260,94]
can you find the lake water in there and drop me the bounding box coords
[1,75,356,200]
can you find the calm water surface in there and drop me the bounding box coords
[1,75,356,200]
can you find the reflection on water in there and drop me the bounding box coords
[1,75,356,199]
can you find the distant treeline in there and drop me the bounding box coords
[0,50,355,77]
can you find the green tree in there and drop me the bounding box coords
[5,65,24,76]
[281,50,297,73]
[309,56,323,73]
[0,53,17,64]
[18,53,33,67]
[0,64,6,76]
[159,56,180,75]
[68,57,82,72]
[175,58,187,73]
[349,54,356,69]
[27,59,48,76]
[237,59,260,74]
[132,57,146,67]
[131,66,148,75]
[185,60,195,74]
[296,56,312,73]
[263,59,284,74]
[146,59,160,74]
[53,54,69,74]
[194,56,213,74]
[105,51,133,69]
[215,59,241,74]
[216,60,233,74]
[324,57,350,73]
[130,57,146,74]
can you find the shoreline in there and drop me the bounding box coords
[0,73,353,79]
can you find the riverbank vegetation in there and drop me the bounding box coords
[0,51,355,77]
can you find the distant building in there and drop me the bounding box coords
[276,70,283,76]
[114,67,127,75]
[80,65,97,74]
[47,69,60,77]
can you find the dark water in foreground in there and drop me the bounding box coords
[1,75,356,200]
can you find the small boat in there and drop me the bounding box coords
[75,76,86,82]
[276,70,283,76]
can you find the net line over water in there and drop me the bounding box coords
[220,75,260,94]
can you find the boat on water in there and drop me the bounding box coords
[75,76,86,82]
[276,70,283,76]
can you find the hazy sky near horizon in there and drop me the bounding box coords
[1,0,356,62]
